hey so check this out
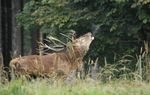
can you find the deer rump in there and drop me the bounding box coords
[10,32,94,78]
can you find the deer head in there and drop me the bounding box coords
[73,32,94,52]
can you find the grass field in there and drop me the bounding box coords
[0,78,150,95]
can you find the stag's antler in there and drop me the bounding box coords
[44,44,64,52]
[60,31,76,42]
[47,36,67,46]
[41,32,77,52]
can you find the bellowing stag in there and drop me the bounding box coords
[10,32,94,79]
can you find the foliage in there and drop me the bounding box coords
[17,0,94,35]
[17,0,150,63]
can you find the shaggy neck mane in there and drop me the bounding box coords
[65,44,86,61]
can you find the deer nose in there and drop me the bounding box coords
[92,37,94,40]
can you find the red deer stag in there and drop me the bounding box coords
[9,32,94,79]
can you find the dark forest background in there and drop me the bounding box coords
[0,0,43,71]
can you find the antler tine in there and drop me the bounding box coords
[38,41,64,52]
[44,39,58,46]
[60,31,76,42]
[59,33,72,41]
[47,36,67,46]
[44,44,64,52]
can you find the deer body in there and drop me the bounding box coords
[10,32,94,78]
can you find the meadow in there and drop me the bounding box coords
[0,77,150,95]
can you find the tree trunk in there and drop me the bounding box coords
[1,0,12,80]
[31,27,43,55]
[0,0,3,67]
[20,0,25,56]
[11,0,22,58]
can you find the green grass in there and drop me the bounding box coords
[0,78,150,95]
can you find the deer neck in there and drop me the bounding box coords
[66,45,86,60]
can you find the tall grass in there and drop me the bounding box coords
[85,52,150,83]
[0,78,150,95]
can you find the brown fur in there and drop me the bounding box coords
[10,32,94,78]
